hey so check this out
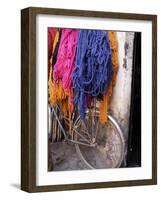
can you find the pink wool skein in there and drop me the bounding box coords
[53,29,79,92]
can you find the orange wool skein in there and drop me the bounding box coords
[48,30,70,117]
[48,30,58,105]
[48,30,75,136]
[99,31,119,124]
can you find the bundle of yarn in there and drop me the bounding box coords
[48,28,119,124]
[73,30,112,120]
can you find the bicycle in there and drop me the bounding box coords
[48,103,125,170]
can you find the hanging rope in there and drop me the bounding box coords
[73,30,112,120]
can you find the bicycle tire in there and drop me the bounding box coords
[73,111,125,169]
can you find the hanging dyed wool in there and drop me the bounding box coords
[99,31,119,124]
[51,30,62,72]
[48,30,61,106]
[73,30,112,120]
[48,28,57,76]
[53,29,79,116]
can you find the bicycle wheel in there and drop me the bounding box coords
[73,111,125,169]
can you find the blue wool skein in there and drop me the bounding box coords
[72,30,112,120]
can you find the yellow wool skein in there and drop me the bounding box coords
[99,31,119,124]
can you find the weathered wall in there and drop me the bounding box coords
[110,32,134,141]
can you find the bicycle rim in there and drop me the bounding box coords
[73,112,125,169]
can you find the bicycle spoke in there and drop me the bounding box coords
[68,139,94,147]
[93,117,99,140]
[74,113,125,169]
[72,126,91,144]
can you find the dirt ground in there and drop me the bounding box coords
[48,125,124,171]
[49,142,89,171]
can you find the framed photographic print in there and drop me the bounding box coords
[21,7,157,192]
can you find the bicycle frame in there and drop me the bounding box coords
[50,104,95,147]
[49,104,126,168]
